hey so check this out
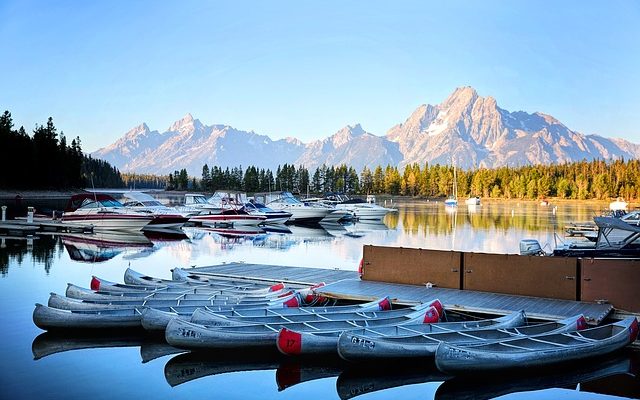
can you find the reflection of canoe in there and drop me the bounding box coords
[276,360,344,391]
[434,351,639,400]
[164,350,280,387]
[435,317,638,374]
[336,363,448,400]
[281,311,526,357]
[31,330,183,362]
[165,303,441,350]
[337,314,584,361]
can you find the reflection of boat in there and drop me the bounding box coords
[434,351,639,400]
[31,331,180,361]
[61,194,154,231]
[62,231,153,263]
[337,363,448,400]
[198,226,266,238]
[188,209,267,227]
[465,196,480,206]
[435,317,638,374]
[164,350,280,387]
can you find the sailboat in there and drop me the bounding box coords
[444,165,458,207]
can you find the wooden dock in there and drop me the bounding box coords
[0,219,93,235]
[189,263,614,325]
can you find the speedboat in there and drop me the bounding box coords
[330,194,396,221]
[121,191,191,231]
[521,216,640,257]
[61,194,154,231]
[184,193,224,215]
[253,192,332,224]
[243,200,292,225]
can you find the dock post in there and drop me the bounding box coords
[27,207,34,223]
[1,206,6,221]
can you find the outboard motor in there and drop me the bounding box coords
[519,239,545,256]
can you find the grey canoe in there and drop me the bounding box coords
[165,304,441,350]
[33,303,144,330]
[336,314,587,361]
[125,267,290,289]
[190,300,441,326]
[65,283,292,301]
[141,296,392,331]
[91,275,285,295]
[48,291,300,311]
[434,317,639,374]
[277,310,527,356]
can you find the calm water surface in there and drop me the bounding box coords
[1,200,638,399]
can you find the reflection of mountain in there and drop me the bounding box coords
[434,351,640,400]
[62,232,153,263]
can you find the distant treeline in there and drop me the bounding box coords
[168,159,639,200]
[0,111,123,189]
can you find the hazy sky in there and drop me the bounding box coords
[1,1,639,152]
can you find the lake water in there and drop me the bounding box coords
[1,199,638,400]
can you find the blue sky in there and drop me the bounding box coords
[1,1,639,152]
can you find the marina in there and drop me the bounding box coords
[2,199,639,400]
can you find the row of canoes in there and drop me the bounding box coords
[32,268,639,374]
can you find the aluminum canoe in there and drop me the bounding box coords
[33,303,144,330]
[165,303,441,350]
[65,283,292,301]
[434,317,639,374]
[125,267,288,289]
[91,275,285,295]
[278,310,528,356]
[190,299,437,326]
[48,291,300,311]
[141,296,392,332]
[337,313,587,361]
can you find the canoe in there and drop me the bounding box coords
[141,296,392,332]
[165,303,441,350]
[278,310,527,356]
[33,303,144,330]
[66,283,293,300]
[91,275,285,295]
[125,267,289,289]
[434,317,639,374]
[190,300,439,327]
[337,314,586,361]
[48,291,300,311]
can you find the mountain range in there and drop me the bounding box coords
[93,87,640,174]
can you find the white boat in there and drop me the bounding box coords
[610,197,628,211]
[61,194,154,231]
[243,200,292,225]
[325,193,396,221]
[253,191,332,223]
[184,193,224,214]
[465,196,480,206]
[121,191,190,230]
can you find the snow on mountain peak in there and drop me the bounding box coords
[168,113,201,133]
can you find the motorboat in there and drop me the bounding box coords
[183,193,224,214]
[61,194,154,231]
[243,200,292,224]
[253,191,332,224]
[188,209,267,227]
[322,193,396,221]
[465,196,481,206]
[520,216,640,257]
[120,191,190,230]
[610,197,628,212]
